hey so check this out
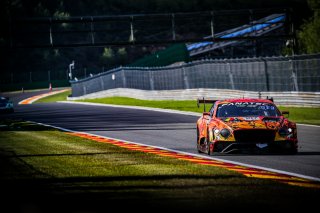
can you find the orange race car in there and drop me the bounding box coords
[196,98,298,154]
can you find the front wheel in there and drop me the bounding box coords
[283,141,298,155]
[207,141,214,155]
[196,127,201,153]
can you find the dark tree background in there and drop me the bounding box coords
[0,0,315,84]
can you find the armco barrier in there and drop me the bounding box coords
[67,88,320,107]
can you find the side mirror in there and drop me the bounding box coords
[282,111,289,118]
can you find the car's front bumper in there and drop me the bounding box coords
[212,140,298,154]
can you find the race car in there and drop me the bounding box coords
[196,97,298,154]
[0,96,14,113]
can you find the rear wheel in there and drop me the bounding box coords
[207,141,213,155]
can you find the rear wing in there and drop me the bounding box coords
[266,96,274,102]
[197,97,217,112]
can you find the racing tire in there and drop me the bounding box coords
[197,145,202,153]
[207,141,212,155]
[283,142,298,155]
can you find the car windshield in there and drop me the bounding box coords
[216,102,281,117]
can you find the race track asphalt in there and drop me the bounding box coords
[1,89,320,180]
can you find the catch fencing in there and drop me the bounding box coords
[70,54,320,97]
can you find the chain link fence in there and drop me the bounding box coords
[70,54,320,97]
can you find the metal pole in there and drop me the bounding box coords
[69,61,74,80]
[130,16,135,43]
[291,22,295,56]
[100,76,104,90]
[183,67,189,89]
[171,14,176,41]
[227,63,235,90]
[149,70,154,90]
[121,66,127,88]
[290,59,299,91]
[91,17,95,44]
[262,59,269,91]
[69,66,72,80]
[288,9,295,56]
[249,10,257,57]
[49,18,53,46]
[210,11,215,38]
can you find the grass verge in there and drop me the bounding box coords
[33,93,320,125]
[0,120,319,212]
[34,89,71,103]
[76,96,320,125]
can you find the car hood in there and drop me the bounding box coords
[219,116,283,130]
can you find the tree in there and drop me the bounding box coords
[100,47,115,69]
[297,0,320,54]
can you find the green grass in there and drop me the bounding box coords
[0,120,318,211]
[278,106,320,125]
[78,96,205,113]
[34,89,71,103]
[78,96,320,125]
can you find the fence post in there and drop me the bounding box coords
[227,63,235,90]
[290,59,299,91]
[121,66,127,88]
[112,73,116,88]
[149,69,154,90]
[100,76,104,90]
[262,58,270,91]
[83,85,87,95]
[183,66,189,89]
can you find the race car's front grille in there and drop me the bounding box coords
[234,129,276,143]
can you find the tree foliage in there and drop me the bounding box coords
[297,0,320,54]
[0,0,313,78]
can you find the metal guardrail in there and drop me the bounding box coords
[67,88,320,107]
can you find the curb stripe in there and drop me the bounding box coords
[19,89,69,105]
[66,132,320,189]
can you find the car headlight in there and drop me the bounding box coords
[220,128,231,138]
[279,127,292,136]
